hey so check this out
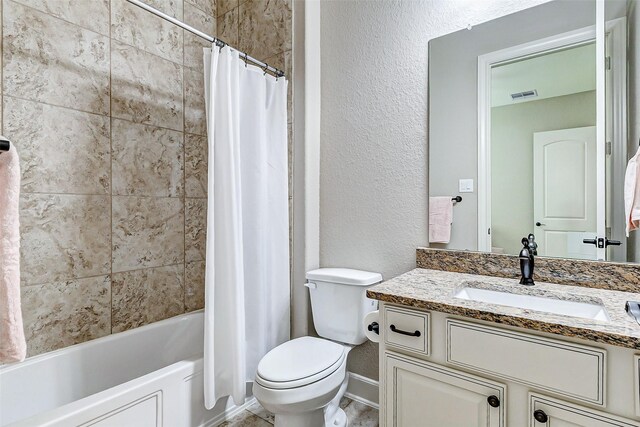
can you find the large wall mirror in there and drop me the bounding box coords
[429,0,639,263]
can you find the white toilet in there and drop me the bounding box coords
[253,268,382,427]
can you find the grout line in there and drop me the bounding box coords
[3,94,204,138]
[6,0,111,38]
[20,262,192,289]
[3,94,110,119]
[184,0,215,19]
[109,0,114,336]
[182,0,188,313]
[21,191,185,198]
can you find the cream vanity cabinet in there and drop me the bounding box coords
[385,353,505,426]
[378,304,640,427]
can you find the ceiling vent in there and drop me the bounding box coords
[510,89,538,101]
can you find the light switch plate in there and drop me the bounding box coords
[459,179,474,193]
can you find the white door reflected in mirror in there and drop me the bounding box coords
[533,126,598,260]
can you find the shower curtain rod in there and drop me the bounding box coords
[125,0,286,78]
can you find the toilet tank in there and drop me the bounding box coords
[305,268,382,345]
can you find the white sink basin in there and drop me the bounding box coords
[454,287,610,322]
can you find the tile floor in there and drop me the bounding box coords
[218,397,379,427]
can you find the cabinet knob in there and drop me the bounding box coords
[487,395,500,408]
[533,409,548,423]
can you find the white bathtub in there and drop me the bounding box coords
[0,311,246,427]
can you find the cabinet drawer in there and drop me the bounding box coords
[384,306,429,354]
[447,319,606,405]
[529,394,639,427]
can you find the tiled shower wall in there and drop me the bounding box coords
[0,0,292,357]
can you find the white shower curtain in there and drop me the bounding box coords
[203,47,290,409]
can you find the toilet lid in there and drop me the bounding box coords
[256,337,345,387]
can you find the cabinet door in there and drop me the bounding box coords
[385,353,505,427]
[530,394,640,427]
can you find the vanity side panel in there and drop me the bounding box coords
[633,354,640,417]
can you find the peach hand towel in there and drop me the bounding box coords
[0,144,26,363]
[429,196,454,244]
[625,146,640,237]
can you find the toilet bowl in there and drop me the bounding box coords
[253,268,382,427]
[253,337,352,427]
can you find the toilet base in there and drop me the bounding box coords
[274,409,325,427]
[273,406,348,427]
[325,407,348,427]
[323,372,349,427]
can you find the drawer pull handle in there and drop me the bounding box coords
[533,409,548,423]
[487,395,500,408]
[389,324,421,337]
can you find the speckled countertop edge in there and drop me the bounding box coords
[367,268,640,350]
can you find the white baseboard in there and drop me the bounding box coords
[206,397,257,427]
[345,372,379,409]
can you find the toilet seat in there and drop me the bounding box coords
[256,337,346,390]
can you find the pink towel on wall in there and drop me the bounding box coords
[625,146,640,237]
[0,145,26,363]
[429,196,454,244]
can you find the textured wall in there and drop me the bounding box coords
[320,0,551,380]
[1,0,292,358]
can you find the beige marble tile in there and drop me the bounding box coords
[112,196,185,272]
[263,50,285,71]
[219,412,272,427]
[185,198,207,262]
[217,0,237,17]
[238,0,291,60]
[246,401,275,424]
[184,68,207,136]
[9,0,110,35]
[186,0,215,17]
[3,1,110,115]
[340,397,353,409]
[20,194,111,285]
[111,41,184,132]
[217,7,239,47]
[343,401,379,427]
[111,118,184,197]
[122,0,183,19]
[111,0,184,64]
[185,260,205,311]
[3,96,110,194]
[112,265,185,333]
[21,275,111,357]
[184,2,215,71]
[185,133,208,197]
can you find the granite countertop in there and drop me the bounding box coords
[367,268,640,349]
